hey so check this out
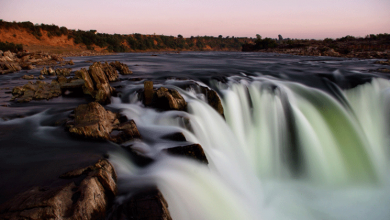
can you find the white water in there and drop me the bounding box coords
[109,77,390,220]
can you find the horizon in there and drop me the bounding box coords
[1,0,389,40]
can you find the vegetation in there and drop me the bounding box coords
[0,20,253,52]
[0,41,23,52]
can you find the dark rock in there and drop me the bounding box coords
[38,75,45,80]
[164,144,208,164]
[161,132,186,142]
[375,60,390,65]
[108,187,172,220]
[0,159,117,220]
[110,120,141,144]
[110,61,133,75]
[205,89,224,117]
[153,87,187,111]
[0,63,22,74]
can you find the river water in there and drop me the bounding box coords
[0,52,390,219]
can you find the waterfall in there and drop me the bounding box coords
[109,77,390,220]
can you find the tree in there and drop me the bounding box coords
[256,34,262,40]
[218,35,223,38]
[178,34,183,38]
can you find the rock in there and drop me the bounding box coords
[0,63,22,74]
[161,132,186,141]
[20,63,36,70]
[0,159,117,220]
[88,62,115,104]
[153,87,187,111]
[40,67,48,75]
[48,67,55,75]
[55,68,71,76]
[164,143,209,164]
[204,88,224,117]
[110,61,133,75]
[375,60,390,65]
[38,75,45,80]
[108,188,172,220]
[102,62,118,82]
[144,81,154,106]
[0,50,3,56]
[74,68,94,93]
[377,68,390,73]
[3,50,15,59]
[22,74,35,80]
[110,120,141,144]
[68,102,119,140]
[11,81,61,102]
[67,102,141,144]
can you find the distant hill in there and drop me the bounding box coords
[0,20,254,54]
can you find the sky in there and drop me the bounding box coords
[0,0,389,39]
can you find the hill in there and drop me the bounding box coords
[0,20,253,54]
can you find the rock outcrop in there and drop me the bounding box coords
[11,81,61,102]
[88,62,116,104]
[67,102,141,143]
[0,159,117,220]
[108,188,172,220]
[164,144,209,164]
[200,87,224,117]
[110,61,133,75]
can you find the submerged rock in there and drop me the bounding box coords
[11,81,61,102]
[0,159,117,220]
[164,143,209,164]
[55,68,71,76]
[22,74,35,80]
[108,187,172,220]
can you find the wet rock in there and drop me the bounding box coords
[11,81,61,102]
[203,88,224,117]
[110,61,133,75]
[164,143,209,164]
[377,68,390,73]
[20,63,36,70]
[22,74,35,80]
[161,132,186,141]
[153,87,187,111]
[0,159,117,220]
[48,67,55,75]
[68,102,119,140]
[108,188,172,220]
[55,68,71,76]
[38,75,45,80]
[110,120,141,144]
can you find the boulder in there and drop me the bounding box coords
[0,159,117,220]
[153,87,187,111]
[55,68,71,76]
[203,88,224,117]
[0,63,22,74]
[67,102,141,143]
[22,74,35,80]
[110,61,133,75]
[68,102,119,140]
[38,75,45,80]
[164,144,209,164]
[108,188,172,220]
[88,62,115,104]
[11,81,61,102]
[144,81,154,106]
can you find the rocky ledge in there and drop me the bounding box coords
[0,50,73,75]
[0,159,117,220]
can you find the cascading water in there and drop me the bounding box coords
[109,75,390,220]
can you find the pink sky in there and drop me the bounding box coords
[1,0,389,39]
